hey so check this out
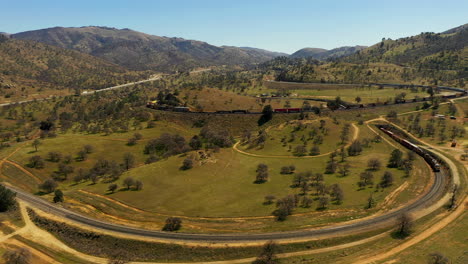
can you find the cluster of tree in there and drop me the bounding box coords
[401,112,465,143]
[357,158,395,189]
[388,149,415,177]
[122,177,143,191]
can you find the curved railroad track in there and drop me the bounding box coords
[7,129,450,243]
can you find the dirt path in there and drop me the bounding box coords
[233,123,359,158]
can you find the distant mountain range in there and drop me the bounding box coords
[11,26,286,72]
[290,46,367,60]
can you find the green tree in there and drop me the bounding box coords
[0,184,16,212]
[53,189,64,203]
[32,139,41,152]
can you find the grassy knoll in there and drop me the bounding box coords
[238,118,350,156]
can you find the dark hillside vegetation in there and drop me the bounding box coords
[12,26,284,72]
[0,37,148,102]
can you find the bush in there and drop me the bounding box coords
[162,217,182,231]
[180,158,194,170]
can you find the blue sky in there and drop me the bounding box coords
[1,0,467,53]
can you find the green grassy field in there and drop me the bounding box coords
[4,121,427,220]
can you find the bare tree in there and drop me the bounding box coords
[123,153,136,170]
[427,252,449,264]
[252,241,280,264]
[396,213,413,237]
[367,158,382,171]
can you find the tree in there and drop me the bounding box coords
[367,158,382,171]
[347,140,362,156]
[2,248,31,264]
[0,184,16,212]
[108,183,118,193]
[427,252,449,264]
[76,150,88,161]
[264,195,276,205]
[189,135,202,150]
[39,179,57,193]
[396,213,413,237]
[338,163,351,177]
[181,158,194,170]
[355,96,362,103]
[32,139,41,152]
[83,144,94,154]
[317,196,329,209]
[123,153,136,170]
[293,145,307,156]
[252,241,280,264]
[47,151,62,162]
[388,149,404,168]
[359,171,374,188]
[127,137,137,146]
[123,177,135,190]
[258,105,273,126]
[135,180,143,191]
[380,171,394,188]
[53,189,64,203]
[309,145,320,156]
[28,155,44,169]
[133,133,143,140]
[62,154,73,164]
[366,194,376,209]
[255,163,269,183]
[280,165,295,174]
[330,184,344,204]
[162,217,182,231]
[325,160,338,174]
[57,164,74,180]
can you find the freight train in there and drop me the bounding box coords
[378,125,440,172]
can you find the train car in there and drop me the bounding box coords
[215,110,232,114]
[287,108,302,113]
[232,110,249,114]
[173,107,190,112]
[274,108,288,113]
[146,100,157,108]
[378,126,440,172]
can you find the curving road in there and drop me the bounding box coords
[7,132,449,243]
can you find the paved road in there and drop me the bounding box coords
[7,143,448,243]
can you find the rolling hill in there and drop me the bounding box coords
[290,46,367,60]
[12,26,285,72]
[0,37,147,103]
[342,24,468,71]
